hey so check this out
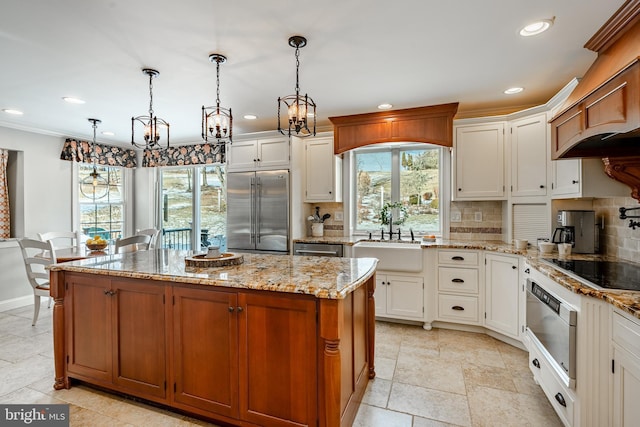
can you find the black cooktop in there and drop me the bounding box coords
[542,258,640,292]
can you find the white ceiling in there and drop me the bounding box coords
[0,0,624,147]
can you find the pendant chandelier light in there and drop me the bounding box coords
[131,68,170,149]
[202,53,233,144]
[278,35,316,137]
[80,118,109,200]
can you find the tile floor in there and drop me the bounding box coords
[0,304,563,426]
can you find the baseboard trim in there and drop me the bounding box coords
[0,295,33,312]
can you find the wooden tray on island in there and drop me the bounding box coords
[185,252,244,268]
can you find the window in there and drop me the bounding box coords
[160,165,226,251]
[353,144,443,235]
[78,164,124,242]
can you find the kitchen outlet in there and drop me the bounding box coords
[451,212,461,222]
[474,212,482,222]
[335,211,344,222]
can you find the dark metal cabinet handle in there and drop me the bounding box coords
[555,393,567,407]
[451,305,465,311]
[104,289,110,295]
[525,268,530,274]
[532,358,540,369]
[540,185,545,188]
[451,256,465,261]
[572,180,579,184]
[512,265,517,269]
[104,290,116,296]
[458,188,462,191]
[257,158,261,162]
[451,278,464,283]
[228,307,235,312]
[237,307,244,313]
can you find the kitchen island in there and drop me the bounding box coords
[49,250,377,427]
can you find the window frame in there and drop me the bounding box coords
[346,142,451,238]
[72,162,133,240]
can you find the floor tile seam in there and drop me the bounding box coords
[391,377,470,397]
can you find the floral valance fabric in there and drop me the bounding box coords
[60,138,138,168]
[142,143,225,167]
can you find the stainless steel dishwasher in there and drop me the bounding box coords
[293,242,343,257]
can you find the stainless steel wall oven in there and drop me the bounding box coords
[526,279,577,381]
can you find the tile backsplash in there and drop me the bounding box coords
[593,197,640,263]
[449,201,503,241]
[304,202,344,237]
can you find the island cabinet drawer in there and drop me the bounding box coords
[437,294,479,323]
[438,267,479,294]
[438,250,479,266]
[613,310,640,356]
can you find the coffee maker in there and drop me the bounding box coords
[552,210,596,253]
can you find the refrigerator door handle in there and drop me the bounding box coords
[256,177,262,243]
[250,177,255,244]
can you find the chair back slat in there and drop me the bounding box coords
[115,235,152,254]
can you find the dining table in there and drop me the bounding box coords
[47,245,114,263]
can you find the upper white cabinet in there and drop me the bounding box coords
[453,122,506,200]
[484,253,520,339]
[304,137,342,202]
[227,137,290,171]
[551,158,630,199]
[510,113,548,198]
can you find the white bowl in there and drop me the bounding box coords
[538,242,555,254]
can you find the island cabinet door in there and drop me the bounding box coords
[171,286,239,419]
[111,279,168,399]
[238,292,318,427]
[66,273,112,383]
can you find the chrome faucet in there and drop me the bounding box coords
[388,213,393,237]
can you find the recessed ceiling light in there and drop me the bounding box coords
[378,103,393,110]
[101,131,115,136]
[243,114,257,120]
[519,19,554,37]
[2,109,23,115]
[62,97,86,104]
[504,87,524,95]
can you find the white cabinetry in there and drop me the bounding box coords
[551,158,629,199]
[612,309,640,427]
[436,250,482,325]
[484,253,520,339]
[375,273,423,320]
[304,137,342,202]
[453,123,505,200]
[510,113,548,198]
[227,137,289,171]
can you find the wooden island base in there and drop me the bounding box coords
[51,271,375,427]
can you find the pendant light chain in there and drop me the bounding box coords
[295,46,301,95]
[216,60,221,108]
[148,72,154,117]
[91,120,98,167]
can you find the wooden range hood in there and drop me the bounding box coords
[550,0,640,201]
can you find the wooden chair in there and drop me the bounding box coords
[135,228,161,249]
[115,234,151,254]
[18,238,56,326]
[37,230,82,249]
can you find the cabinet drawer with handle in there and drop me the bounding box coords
[437,294,479,323]
[438,267,479,294]
[438,250,479,266]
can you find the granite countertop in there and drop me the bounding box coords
[49,249,377,300]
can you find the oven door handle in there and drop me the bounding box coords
[296,249,339,256]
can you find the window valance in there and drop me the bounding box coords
[60,138,138,168]
[142,143,225,167]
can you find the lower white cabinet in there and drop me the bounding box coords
[484,253,520,339]
[375,273,423,320]
[436,249,482,326]
[612,310,640,427]
[527,334,576,427]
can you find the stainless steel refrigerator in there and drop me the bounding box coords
[226,170,289,253]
